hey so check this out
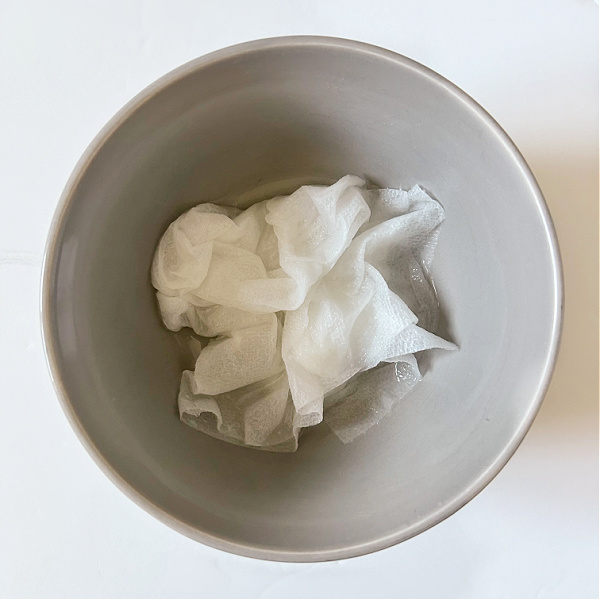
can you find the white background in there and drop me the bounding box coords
[0,1,597,598]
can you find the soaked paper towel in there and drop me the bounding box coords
[152,175,455,451]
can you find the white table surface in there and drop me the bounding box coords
[1,1,597,598]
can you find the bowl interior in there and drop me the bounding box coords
[44,39,560,560]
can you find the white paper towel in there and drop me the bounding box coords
[152,176,455,450]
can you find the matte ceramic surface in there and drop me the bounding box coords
[41,37,562,562]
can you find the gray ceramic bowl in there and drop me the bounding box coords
[42,37,562,561]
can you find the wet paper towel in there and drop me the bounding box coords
[152,175,455,451]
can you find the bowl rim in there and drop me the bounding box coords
[41,35,564,563]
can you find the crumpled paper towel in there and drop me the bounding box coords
[152,175,455,451]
